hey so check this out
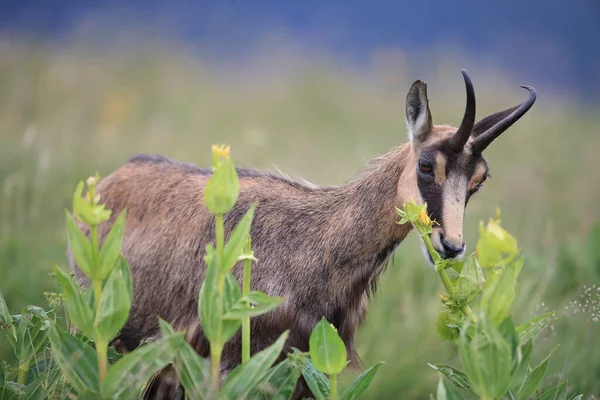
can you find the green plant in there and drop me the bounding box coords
[397,202,583,400]
[0,144,383,399]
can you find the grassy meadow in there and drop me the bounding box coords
[0,35,599,398]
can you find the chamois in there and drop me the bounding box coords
[68,69,536,399]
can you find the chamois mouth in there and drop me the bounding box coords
[420,234,466,268]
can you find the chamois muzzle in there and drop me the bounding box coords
[448,69,476,153]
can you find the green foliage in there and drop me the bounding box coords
[247,357,303,400]
[220,331,289,399]
[339,362,384,400]
[222,291,284,320]
[48,325,99,395]
[309,318,348,376]
[398,202,584,400]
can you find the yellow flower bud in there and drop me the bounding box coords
[418,209,431,226]
[212,144,231,159]
[86,176,98,187]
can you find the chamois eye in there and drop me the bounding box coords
[418,160,433,175]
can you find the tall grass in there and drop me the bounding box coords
[0,34,599,398]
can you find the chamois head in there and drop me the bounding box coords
[399,69,536,264]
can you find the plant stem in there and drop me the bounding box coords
[96,337,108,383]
[330,374,338,400]
[418,228,477,323]
[91,225,99,262]
[90,224,109,383]
[210,213,226,389]
[17,361,30,385]
[92,278,108,382]
[242,238,252,364]
[215,214,225,266]
[210,345,223,390]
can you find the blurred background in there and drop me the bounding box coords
[1,1,599,398]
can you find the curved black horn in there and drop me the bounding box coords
[470,86,537,154]
[448,69,476,152]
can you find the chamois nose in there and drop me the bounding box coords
[440,234,465,258]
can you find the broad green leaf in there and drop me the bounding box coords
[480,265,516,325]
[221,273,242,344]
[517,345,560,400]
[223,291,284,320]
[221,331,289,400]
[52,264,95,339]
[427,364,472,393]
[221,204,256,272]
[516,312,555,345]
[198,245,220,343]
[204,158,240,215]
[72,181,95,226]
[65,211,94,277]
[96,210,127,280]
[48,324,99,395]
[454,254,484,305]
[71,332,123,362]
[94,257,133,342]
[510,341,533,392]
[340,362,384,400]
[436,376,466,400]
[172,342,212,399]
[535,379,568,400]
[437,311,459,342]
[509,256,524,281]
[0,289,16,345]
[158,319,213,399]
[198,248,243,345]
[293,350,329,400]
[102,331,185,398]
[247,358,302,400]
[309,318,347,375]
[498,317,520,371]
[517,358,549,400]
[444,310,467,337]
[476,218,519,267]
[72,181,111,227]
[459,316,512,398]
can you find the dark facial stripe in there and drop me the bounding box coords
[417,176,444,227]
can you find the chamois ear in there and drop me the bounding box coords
[405,80,433,146]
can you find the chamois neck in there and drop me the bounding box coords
[322,144,414,270]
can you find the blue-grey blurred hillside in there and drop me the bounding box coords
[2,0,599,100]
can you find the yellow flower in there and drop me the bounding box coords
[418,209,431,226]
[211,144,231,169]
[212,144,231,159]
